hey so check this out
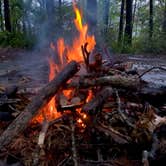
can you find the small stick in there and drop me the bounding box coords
[139,66,166,78]
[70,116,78,166]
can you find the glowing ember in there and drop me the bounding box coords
[86,90,93,103]
[32,2,96,123]
[77,118,82,124]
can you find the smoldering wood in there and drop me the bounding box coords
[0,61,80,149]
[82,87,113,114]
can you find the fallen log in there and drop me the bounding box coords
[0,61,79,149]
[82,87,113,114]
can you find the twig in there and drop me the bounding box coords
[139,67,166,78]
[59,102,84,111]
[115,90,135,128]
[96,122,131,144]
[57,155,71,166]
[81,43,90,71]
[81,159,114,165]
[81,45,87,67]
[70,116,78,166]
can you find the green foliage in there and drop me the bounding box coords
[0,31,35,48]
[133,32,166,54]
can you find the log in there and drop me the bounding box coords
[67,75,141,90]
[67,76,166,105]
[82,87,113,114]
[0,61,79,149]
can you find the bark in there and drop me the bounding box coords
[149,0,153,39]
[0,61,79,149]
[3,0,11,32]
[124,0,133,46]
[118,0,125,45]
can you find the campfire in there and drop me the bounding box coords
[0,2,166,166]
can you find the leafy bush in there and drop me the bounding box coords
[0,31,35,48]
[133,32,166,54]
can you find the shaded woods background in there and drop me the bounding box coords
[0,0,166,54]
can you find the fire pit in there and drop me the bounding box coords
[0,3,166,166]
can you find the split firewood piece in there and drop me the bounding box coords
[67,75,140,90]
[0,61,80,149]
[82,87,113,114]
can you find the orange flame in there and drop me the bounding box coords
[86,90,93,103]
[55,4,96,64]
[32,3,95,123]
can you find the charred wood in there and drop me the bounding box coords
[82,87,113,114]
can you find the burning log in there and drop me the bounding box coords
[82,87,113,114]
[0,61,80,149]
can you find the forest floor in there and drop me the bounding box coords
[0,47,166,90]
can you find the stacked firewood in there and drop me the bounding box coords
[0,46,166,166]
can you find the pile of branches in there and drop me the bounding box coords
[0,45,166,166]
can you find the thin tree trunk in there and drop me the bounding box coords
[149,0,153,39]
[3,0,11,32]
[162,1,166,33]
[0,0,4,31]
[118,0,125,45]
[58,0,62,27]
[103,0,110,34]
[124,0,133,46]
[86,0,97,34]
[132,0,137,29]
[46,0,55,38]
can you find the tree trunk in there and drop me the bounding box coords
[103,0,110,33]
[0,0,4,31]
[58,0,62,28]
[149,0,153,39]
[162,1,166,33]
[132,0,137,29]
[45,0,55,38]
[118,0,125,45]
[124,0,133,46]
[86,0,97,34]
[3,0,11,32]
